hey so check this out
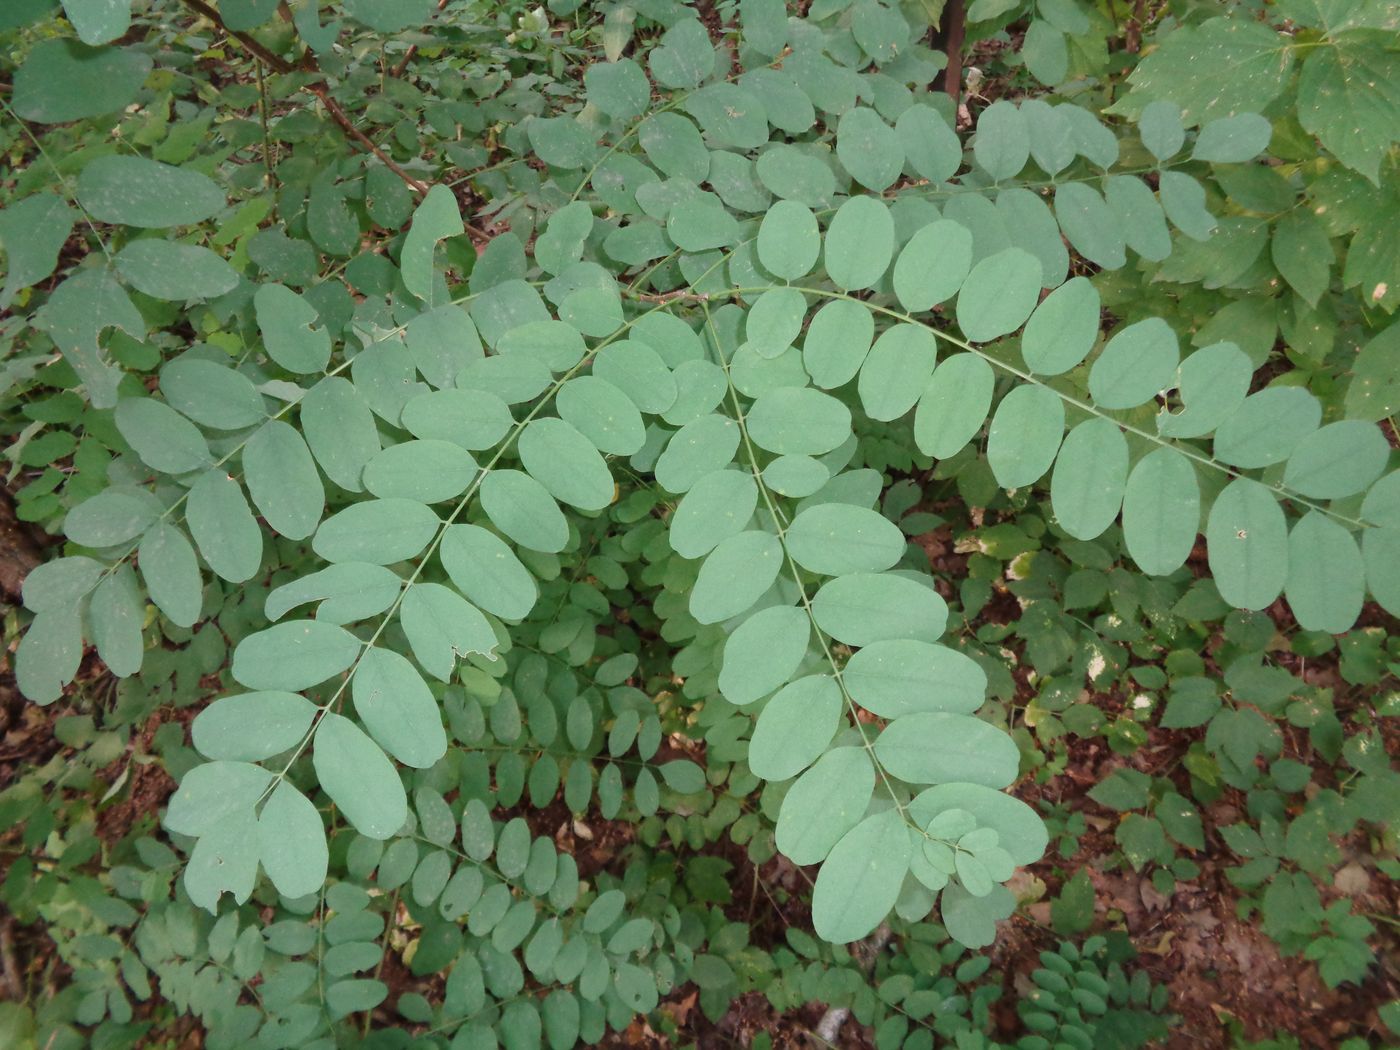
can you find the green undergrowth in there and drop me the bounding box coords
[1,0,1398,1047]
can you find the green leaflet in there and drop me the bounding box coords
[1122,447,1200,576]
[1021,276,1100,376]
[1285,512,1365,634]
[892,220,974,314]
[65,487,161,548]
[479,469,570,553]
[191,691,317,761]
[517,418,615,512]
[1213,387,1321,468]
[76,155,224,228]
[910,784,1049,866]
[257,782,329,899]
[1054,183,1126,270]
[836,107,902,191]
[844,640,986,717]
[402,388,515,452]
[1157,342,1252,439]
[1049,419,1129,541]
[584,58,650,121]
[165,760,271,836]
[313,712,408,840]
[785,504,905,576]
[114,240,238,301]
[689,530,784,624]
[440,524,538,620]
[824,196,895,292]
[244,420,325,540]
[973,100,1030,181]
[1206,478,1288,611]
[669,470,758,559]
[859,324,937,422]
[88,567,143,678]
[115,397,211,475]
[801,300,875,389]
[593,340,677,415]
[955,248,1043,343]
[941,883,1016,950]
[363,439,478,504]
[757,200,820,280]
[556,377,645,456]
[139,523,203,628]
[0,192,77,308]
[897,104,962,183]
[746,387,851,456]
[185,808,259,912]
[874,712,1021,787]
[1362,527,1400,617]
[12,38,152,123]
[187,470,263,582]
[748,674,842,781]
[718,604,811,706]
[811,573,948,647]
[351,647,447,768]
[399,582,498,681]
[255,284,332,374]
[22,556,103,613]
[302,377,382,491]
[405,306,484,388]
[987,385,1065,488]
[1087,318,1179,410]
[914,353,995,460]
[1281,421,1389,499]
[401,184,464,303]
[312,498,439,565]
[764,455,829,497]
[231,620,362,691]
[775,746,875,865]
[265,563,401,624]
[160,358,266,430]
[811,809,911,944]
[1297,43,1399,185]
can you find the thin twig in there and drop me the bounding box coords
[177,0,429,196]
[391,0,452,78]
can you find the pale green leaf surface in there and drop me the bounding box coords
[352,647,447,769]
[786,504,904,575]
[232,620,361,691]
[480,470,570,553]
[363,439,478,504]
[187,471,263,582]
[875,712,1020,787]
[859,324,937,422]
[955,248,1042,343]
[1206,478,1288,610]
[191,692,316,762]
[845,640,986,718]
[690,530,784,624]
[244,420,325,540]
[811,573,948,647]
[1285,512,1364,633]
[987,385,1064,488]
[748,674,842,781]
[775,747,875,865]
[314,713,407,840]
[718,604,811,706]
[115,396,211,475]
[811,809,911,943]
[312,498,439,565]
[914,353,995,459]
[1049,419,1129,541]
[1122,448,1200,576]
